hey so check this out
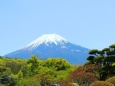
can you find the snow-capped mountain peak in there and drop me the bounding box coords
[5,33,90,64]
[24,34,68,49]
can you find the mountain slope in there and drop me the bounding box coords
[4,34,89,64]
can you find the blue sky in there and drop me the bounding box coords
[0,0,115,56]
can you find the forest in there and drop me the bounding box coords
[1,44,115,86]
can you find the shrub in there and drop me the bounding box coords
[58,80,72,86]
[71,83,78,86]
[106,76,115,85]
[90,81,114,86]
[69,66,97,85]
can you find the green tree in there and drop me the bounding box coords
[27,55,39,75]
[86,44,115,80]
[43,58,71,71]
[5,58,26,74]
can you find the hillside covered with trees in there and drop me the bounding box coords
[1,44,115,86]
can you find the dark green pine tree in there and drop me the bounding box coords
[86,44,115,80]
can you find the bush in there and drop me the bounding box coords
[106,76,115,85]
[90,81,114,86]
[71,83,78,86]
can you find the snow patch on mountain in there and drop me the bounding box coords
[23,34,68,50]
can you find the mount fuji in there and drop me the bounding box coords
[4,34,90,64]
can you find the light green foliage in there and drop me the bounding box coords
[27,57,73,86]
[54,58,71,71]
[17,79,28,86]
[21,64,30,77]
[27,55,39,68]
[28,74,41,86]
[18,70,23,80]
[55,70,71,81]
[38,66,72,83]
[1,68,11,77]
[27,55,39,75]
[9,74,18,86]
[4,58,26,74]
[0,58,12,77]
[0,59,6,76]
[0,55,75,86]
[71,83,78,86]
[43,58,71,71]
